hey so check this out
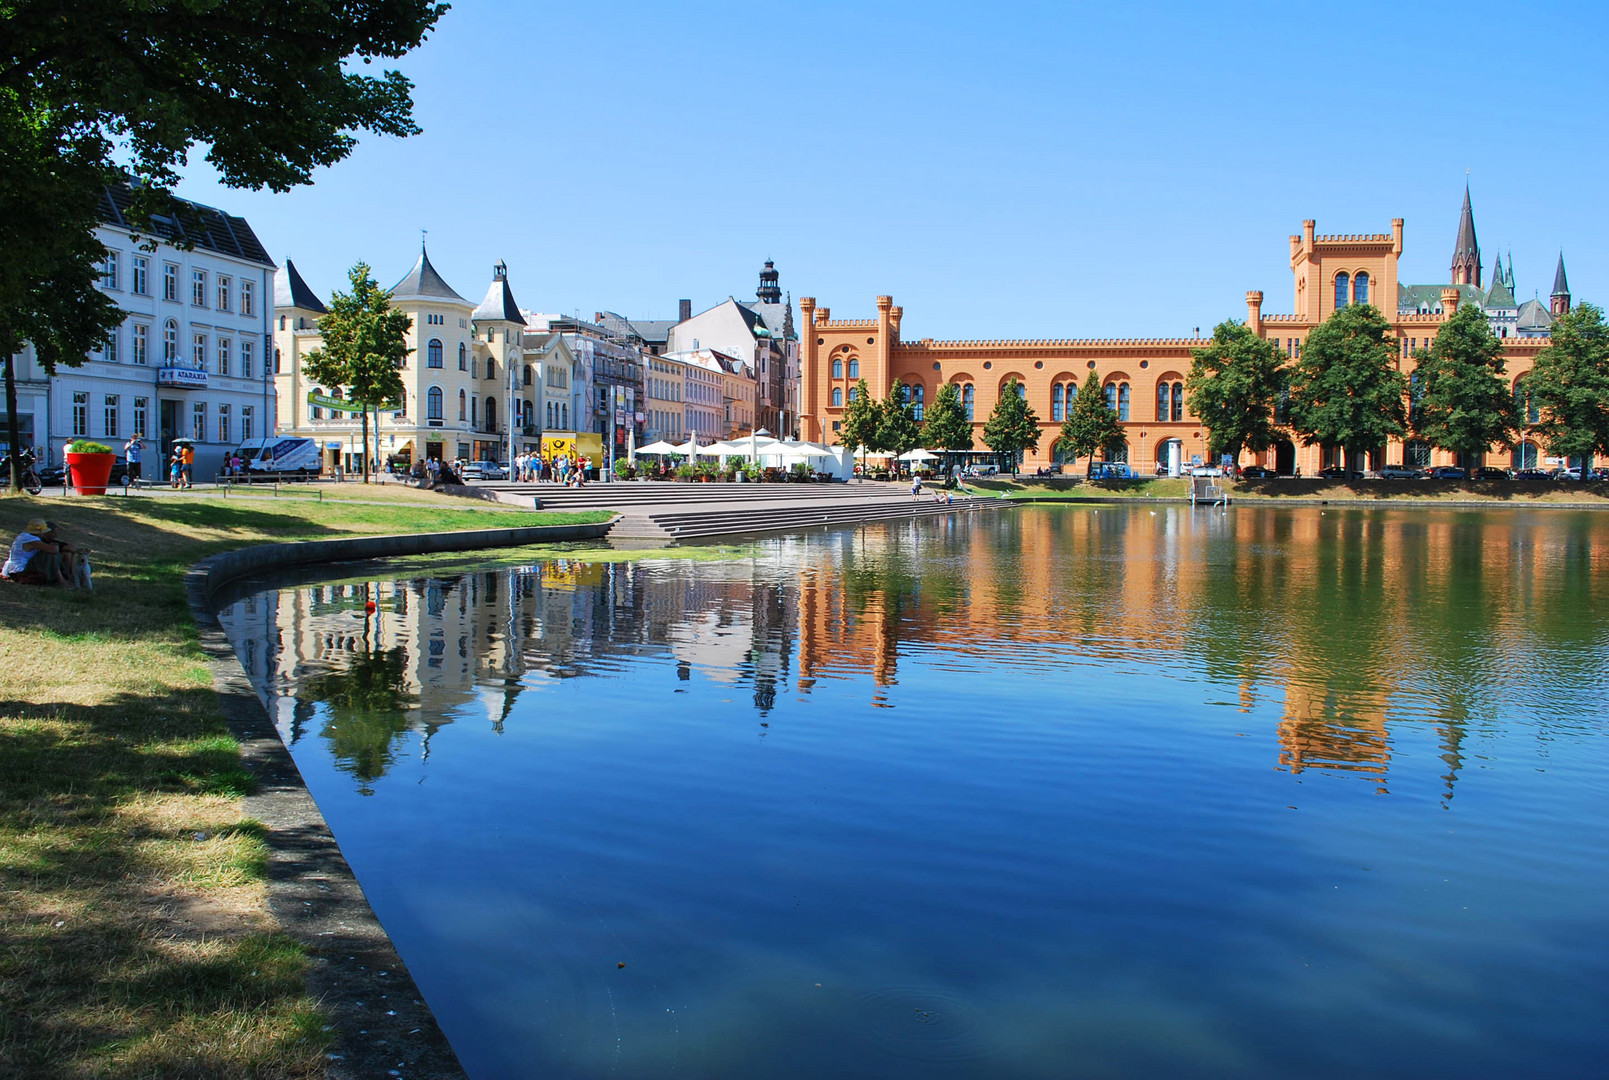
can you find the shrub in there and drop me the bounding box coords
[66,439,113,454]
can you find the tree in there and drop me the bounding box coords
[837,379,880,472]
[982,376,1041,476]
[922,381,973,482]
[1285,303,1409,473]
[1523,301,1609,483]
[1410,302,1517,475]
[1185,320,1285,463]
[301,262,410,483]
[1,0,446,484]
[1057,370,1126,477]
[877,381,922,462]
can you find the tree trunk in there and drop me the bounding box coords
[360,406,370,483]
[2,342,22,491]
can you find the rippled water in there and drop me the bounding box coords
[218,504,1609,1079]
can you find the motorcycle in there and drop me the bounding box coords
[0,447,44,495]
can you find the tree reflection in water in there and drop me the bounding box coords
[302,645,417,795]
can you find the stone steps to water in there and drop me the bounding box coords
[495,481,917,511]
[618,495,998,543]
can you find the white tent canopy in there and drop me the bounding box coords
[636,440,684,455]
[898,448,940,462]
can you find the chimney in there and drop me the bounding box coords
[678,299,691,323]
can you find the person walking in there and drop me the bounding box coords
[178,442,194,488]
[124,435,143,486]
[911,473,923,499]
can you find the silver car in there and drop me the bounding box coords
[459,460,507,481]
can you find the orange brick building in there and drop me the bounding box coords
[801,199,1568,475]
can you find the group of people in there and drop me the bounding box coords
[3,517,91,589]
[166,443,194,488]
[508,451,591,485]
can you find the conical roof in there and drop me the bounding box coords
[472,261,524,323]
[390,245,470,305]
[1451,183,1480,284]
[1552,252,1570,298]
[274,258,327,313]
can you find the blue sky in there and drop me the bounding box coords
[177,0,1607,341]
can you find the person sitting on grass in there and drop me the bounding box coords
[2,517,65,586]
[42,521,91,589]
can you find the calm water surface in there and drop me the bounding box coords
[218,505,1609,1079]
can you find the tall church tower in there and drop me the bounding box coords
[1551,253,1572,315]
[1450,183,1482,287]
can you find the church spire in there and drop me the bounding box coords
[1450,182,1482,287]
[1551,252,1571,315]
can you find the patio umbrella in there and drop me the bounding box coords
[898,448,940,462]
[636,440,683,455]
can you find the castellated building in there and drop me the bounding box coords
[801,190,1574,476]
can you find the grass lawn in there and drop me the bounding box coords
[969,476,1193,499]
[0,488,611,1078]
[968,475,1609,504]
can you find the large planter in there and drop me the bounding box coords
[65,451,115,494]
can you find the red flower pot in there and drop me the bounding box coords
[65,452,115,495]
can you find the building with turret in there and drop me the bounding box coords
[801,189,1579,476]
[273,248,539,469]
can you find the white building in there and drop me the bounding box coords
[7,185,275,476]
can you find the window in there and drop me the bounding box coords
[241,404,253,440]
[848,386,859,402]
[102,394,118,438]
[831,386,844,407]
[427,338,442,368]
[163,263,178,301]
[562,404,567,427]
[101,252,118,289]
[486,358,496,381]
[832,358,843,379]
[471,358,479,379]
[524,365,533,388]
[218,403,230,443]
[547,402,554,426]
[963,384,974,420]
[1053,384,1066,421]
[216,276,231,311]
[163,320,178,362]
[1105,382,1118,412]
[132,324,148,365]
[1118,382,1131,420]
[216,337,230,376]
[310,390,323,421]
[458,389,466,420]
[102,327,118,363]
[132,256,148,295]
[1156,381,1169,422]
[240,279,254,316]
[848,358,859,378]
[470,396,477,424]
[241,341,253,379]
[192,269,208,306]
[193,334,207,368]
[1334,272,1349,309]
[913,385,925,421]
[1017,382,1027,400]
[427,387,443,420]
[1353,271,1369,305]
[72,392,88,436]
[133,397,147,438]
[193,402,206,441]
[1170,382,1183,422]
[274,347,282,374]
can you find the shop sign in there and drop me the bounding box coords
[307,392,399,412]
[157,366,208,389]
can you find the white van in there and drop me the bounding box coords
[233,437,320,478]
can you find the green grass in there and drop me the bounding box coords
[970,476,1192,499]
[0,487,610,1078]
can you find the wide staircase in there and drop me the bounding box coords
[488,480,1002,545]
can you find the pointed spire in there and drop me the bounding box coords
[1505,247,1515,289]
[390,245,469,305]
[1552,252,1570,297]
[1450,182,1481,287]
[473,261,524,322]
[274,258,328,313]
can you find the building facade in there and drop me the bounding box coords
[801,193,1574,475]
[6,185,276,476]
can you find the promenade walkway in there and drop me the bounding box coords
[480,479,1001,545]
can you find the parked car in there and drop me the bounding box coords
[1552,468,1582,481]
[1516,469,1552,481]
[1591,467,1609,482]
[1318,465,1361,479]
[1089,462,1133,480]
[1377,463,1422,479]
[1473,466,1511,480]
[1189,466,1224,477]
[1239,465,1276,478]
[1428,465,1468,479]
[458,460,507,481]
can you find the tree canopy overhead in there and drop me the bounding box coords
[1057,370,1125,477]
[1185,320,1285,462]
[982,376,1040,475]
[1285,303,1408,469]
[876,381,922,460]
[1409,302,1517,471]
[1523,301,1609,480]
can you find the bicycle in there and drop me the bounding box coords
[0,448,44,495]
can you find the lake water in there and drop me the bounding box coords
[218,504,1609,1079]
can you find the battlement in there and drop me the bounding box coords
[1395,312,1446,325]
[1260,314,1309,324]
[1314,233,1393,243]
[904,336,1200,350]
[818,319,878,329]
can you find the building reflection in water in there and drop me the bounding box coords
[219,505,1607,800]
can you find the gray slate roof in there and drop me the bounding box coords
[473,266,524,323]
[1398,283,1486,313]
[1552,253,1570,297]
[1517,298,1555,331]
[390,248,470,306]
[740,299,796,341]
[98,182,273,267]
[274,258,328,313]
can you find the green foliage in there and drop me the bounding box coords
[613,458,633,479]
[301,646,417,794]
[1186,320,1285,460]
[923,382,973,452]
[982,377,1041,474]
[302,262,411,481]
[877,381,922,459]
[1410,303,1517,466]
[66,439,113,454]
[1523,301,1609,476]
[838,379,881,460]
[1285,304,1408,465]
[1057,370,1125,476]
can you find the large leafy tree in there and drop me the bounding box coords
[1,0,447,483]
[1285,303,1409,473]
[1057,370,1126,477]
[1523,301,1609,483]
[1410,303,1517,474]
[877,381,922,462]
[1186,320,1284,462]
[302,262,410,483]
[982,376,1041,476]
[837,378,880,471]
[922,381,973,482]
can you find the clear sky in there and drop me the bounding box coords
[177,0,1607,341]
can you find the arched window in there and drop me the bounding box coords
[561,403,567,427]
[547,402,554,426]
[1016,382,1027,400]
[458,342,467,370]
[458,389,466,420]
[163,319,178,362]
[310,388,323,420]
[427,338,443,367]
[963,384,974,420]
[524,365,533,387]
[848,358,859,379]
[1156,381,1170,422]
[831,358,843,379]
[485,396,496,430]
[427,386,443,420]
[487,358,496,381]
[1118,382,1131,420]
[1052,385,1065,421]
[848,385,859,402]
[1353,271,1369,305]
[1171,382,1183,422]
[1334,272,1350,309]
[832,387,843,407]
[1105,382,1118,413]
[912,385,925,420]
